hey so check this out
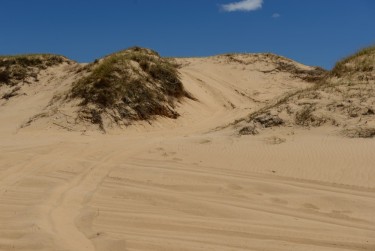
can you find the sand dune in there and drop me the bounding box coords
[0,51,374,250]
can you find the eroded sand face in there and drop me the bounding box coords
[0,56,374,251]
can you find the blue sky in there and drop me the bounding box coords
[0,0,374,69]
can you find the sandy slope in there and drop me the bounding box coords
[0,55,374,251]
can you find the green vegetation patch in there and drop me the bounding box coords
[0,54,69,86]
[332,45,375,77]
[70,47,190,127]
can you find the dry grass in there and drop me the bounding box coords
[69,47,191,128]
[222,53,328,83]
[294,105,327,127]
[0,54,69,86]
[331,45,375,77]
[343,127,375,138]
[1,86,21,100]
[239,125,258,135]
[234,45,375,137]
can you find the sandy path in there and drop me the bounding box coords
[86,132,374,251]
[2,132,374,251]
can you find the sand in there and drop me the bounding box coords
[0,55,374,251]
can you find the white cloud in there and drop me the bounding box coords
[221,0,263,12]
[272,13,281,18]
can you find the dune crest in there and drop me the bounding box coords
[233,46,375,138]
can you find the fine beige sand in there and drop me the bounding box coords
[1,55,375,251]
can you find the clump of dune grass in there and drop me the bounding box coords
[331,45,375,77]
[69,46,192,128]
[0,54,69,86]
[294,105,327,127]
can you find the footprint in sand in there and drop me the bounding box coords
[270,198,289,205]
[199,139,212,144]
[303,203,319,210]
[265,136,286,145]
[227,183,243,190]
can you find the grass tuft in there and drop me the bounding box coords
[0,54,69,86]
[331,45,375,77]
[69,47,190,127]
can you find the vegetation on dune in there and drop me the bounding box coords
[1,86,21,100]
[331,45,375,77]
[4,45,374,135]
[223,52,328,83]
[0,54,69,86]
[0,54,67,67]
[275,62,327,83]
[236,45,375,138]
[260,53,328,83]
[343,127,375,138]
[69,47,191,128]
